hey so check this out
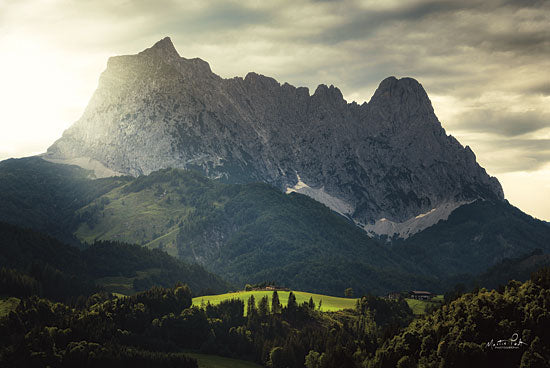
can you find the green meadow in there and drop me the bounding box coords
[75,186,191,258]
[192,290,358,313]
[193,290,445,316]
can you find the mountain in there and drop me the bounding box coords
[46,37,503,238]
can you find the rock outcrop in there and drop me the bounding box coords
[47,37,504,236]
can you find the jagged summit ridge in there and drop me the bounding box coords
[47,37,504,237]
[144,36,180,56]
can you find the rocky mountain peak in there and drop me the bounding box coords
[371,76,428,101]
[46,38,505,238]
[313,84,344,99]
[244,72,281,91]
[140,36,180,60]
[368,76,435,128]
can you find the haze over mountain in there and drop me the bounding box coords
[46,37,504,238]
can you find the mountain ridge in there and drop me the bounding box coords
[46,37,503,237]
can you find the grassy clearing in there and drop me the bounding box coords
[75,186,190,257]
[0,296,20,317]
[405,295,444,315]
[192,290,357,313]
[185,353,262,368]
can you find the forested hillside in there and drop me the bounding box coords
[0,283,414,367]
[0,222,229,301]
[0,158,435,295]
[1,269,549,367]
[0,157,128,244]
[368,268,550,367]
[392,200,550,279]
[73,168,436,295]
[2,157,550,296]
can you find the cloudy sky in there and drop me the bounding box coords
[1,0,549,220]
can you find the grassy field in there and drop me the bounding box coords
[193,290,357,313]
[185,353,262,368]
[75,186,191,257]
[405,295,444,315]
[0,296,20,317]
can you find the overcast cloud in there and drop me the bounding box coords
[1,0,549,219]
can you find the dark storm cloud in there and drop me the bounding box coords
[133,1,272,36]
[300,0,549,85]
[309,0,470,45]
[481,138,550,173]
[479,29,550,55]
[305,0,549,55]
[526,83,550,97]
[453,110,550,137]
[187,3,271,29]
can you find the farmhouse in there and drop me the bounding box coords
[263,286,290,291]
[409,290,434,300]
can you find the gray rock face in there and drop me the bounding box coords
[47,37,504,230]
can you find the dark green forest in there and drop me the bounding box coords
[0,221,229,302]
[368,267,550,368]
[0,157,130,245]
[393,200,550,278]
[2,269,550,367]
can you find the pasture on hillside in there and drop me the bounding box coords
[192,290,358,313]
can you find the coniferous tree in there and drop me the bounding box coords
[247,295,257,317]
[272,291,282,314]
[308,296,315,310]
[287,292,297,316]
[258,295,270,317]
[287,292,297,309]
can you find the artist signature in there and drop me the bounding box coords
[486,333,528,350]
